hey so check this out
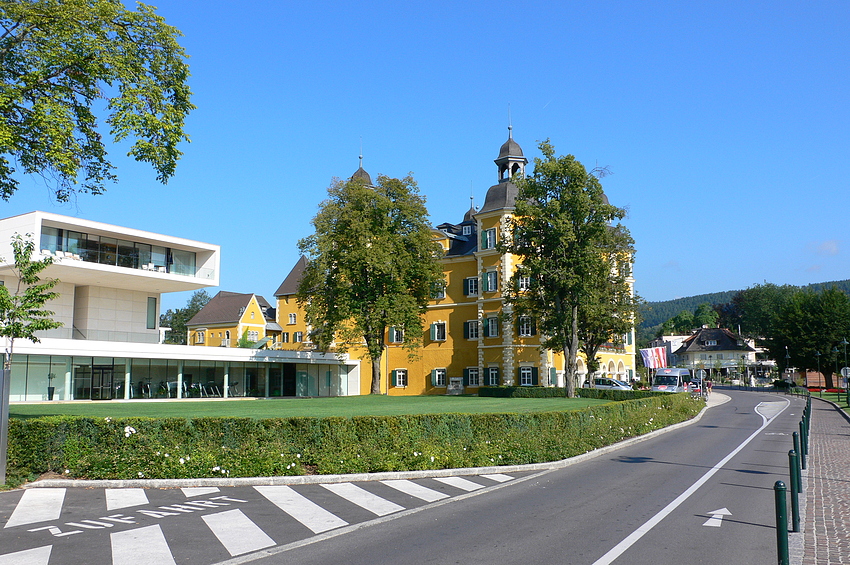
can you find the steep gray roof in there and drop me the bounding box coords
[275,256,307,296]
[672,327,756,356]
[498,136,524,159]
[187,292,274,326]
[351,167,372,186]
[479,181,519,213]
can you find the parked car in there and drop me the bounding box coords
[582,377,632,390]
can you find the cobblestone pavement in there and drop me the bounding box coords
[800,397,850,565]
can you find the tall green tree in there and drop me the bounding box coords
[0,234,62,484]
[502,141,635,397]
[769,287,850,388]
[693,302,718,328]
[297,174,444,394]
[0,234,62,370]
[160,289,211,345]
[0,0,194,201]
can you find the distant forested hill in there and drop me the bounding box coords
[639,279,850,331]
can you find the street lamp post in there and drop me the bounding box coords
[785,347,792,387]
[842,338,849,405]
[814,350,820,393]
[741,354,747,388]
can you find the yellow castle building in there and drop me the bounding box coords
[270,129,636,395]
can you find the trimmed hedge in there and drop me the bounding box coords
[8,394,703,480]
[479,386,664,402]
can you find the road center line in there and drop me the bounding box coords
[591,398,790,565]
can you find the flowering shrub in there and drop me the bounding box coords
[8,395,702,480]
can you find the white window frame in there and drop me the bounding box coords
[483,270,497,293]
[487,367,500,386]
[294,331,304,343]
[518,275,531,291]
[518,316,533,337]
[394,368,408,387]
[520,366,533,386]
[433,322,447,341]
[248,330,259,342]
[288,313,297,325]
[462,225,472,236]
[196,331,205,344]
[281,332,290,343]
[485,317,499,338]
[467,320,479,339]
[465,277,479,297]
[390,327,404,344]
[467,367,480,386]
[435,368,447,387]
[482,228,496,249]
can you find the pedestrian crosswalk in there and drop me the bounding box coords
[0,473,519,565]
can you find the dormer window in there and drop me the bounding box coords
[462,225,472,236]
[705,340,717,346]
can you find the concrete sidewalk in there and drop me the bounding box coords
[797,396,850,565]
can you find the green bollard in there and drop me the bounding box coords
[792,432,803,484]
[799,420,808,467]
[788,450,800,533]
[775,481,789,565]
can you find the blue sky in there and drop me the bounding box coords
[5,0,849,311]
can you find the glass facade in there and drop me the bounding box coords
[40,226,197,277]
[9,354,350,401]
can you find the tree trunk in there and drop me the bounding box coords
[370,352,382,394]
[563,305,580,398]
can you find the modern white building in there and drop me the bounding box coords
[0,212,360,401]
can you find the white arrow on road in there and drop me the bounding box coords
[702,508,732,527]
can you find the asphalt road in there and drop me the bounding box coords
[0,389,806,565]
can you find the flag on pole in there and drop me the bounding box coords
[640,347,668,369]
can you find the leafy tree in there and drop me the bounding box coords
[0,234,62,483]
[160,289,211,345]
[693,303,718,328]
[578,239,641,376]
[237,329,253,348]
[297,174,444,394]
[502,141,634,397]
[0,234,62,370]
[733,283,796,339]
[0,0,194,201]
[769,287,850,388]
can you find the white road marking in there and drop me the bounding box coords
[254,485,348,534]
[202,509,276,556]
[5,489,66,528]
[105,489,149,510]
[110,524,176,565]
[380,479,450,502]
[591,397,790,565]
[702,507,731,527]
[0,545,52,565]
[181,487,220,497]
[433,476,485,491]
[319,482,405,516]
[481,473,514,483]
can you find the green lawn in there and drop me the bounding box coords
[9,395,610,419]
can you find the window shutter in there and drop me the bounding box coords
[431,369,437,387]
[481,272,489,292]
[463,321,469,339]
[463,368,469,386]
[532,367,539,386]
[430,323,437,341]
[389,327,396,343]
[549,367,557,386]
[391,370,398,387]
[463,278,470,296]
[516,367,522,380]
[482,318,489,336]
[531,318,537,336]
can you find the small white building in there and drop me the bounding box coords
[0,212,360,401]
